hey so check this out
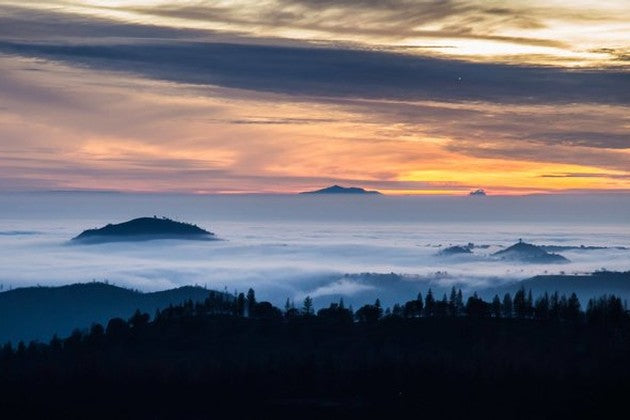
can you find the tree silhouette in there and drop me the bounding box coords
[424,289,435,317]
[526,290,534,318]
[566,293,582,322]
[302,296,314,316]
[355,302,382,323]
[456,289,464,316]
[449,287,458,316]
[549,292,560,320]
[317,302,353,323]
[466,292,490,318]
[513,288,527,319]
[129,309,149,329]
[105,317,128,340]
[435,294,449,318]
[417,292,424,314]
[587,295,626,325]
[237,293,246,317]
[491,295,502,318]
[251,301,283,319]
[534,293,550,320]
[246,288,256,317]
[502,293,513,318]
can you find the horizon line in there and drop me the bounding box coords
[2,189,630,197]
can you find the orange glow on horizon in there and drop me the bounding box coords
[0,56,628,196]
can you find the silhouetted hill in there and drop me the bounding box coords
[484,271,630,303]
[3,286,630,418]
[438,245,472,256]
[493,240,569,263]
[0,282,223,344]
[72,217,216,243]
[300,185,381,194]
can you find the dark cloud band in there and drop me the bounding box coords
[1,40,628,105]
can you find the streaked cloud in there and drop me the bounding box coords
[3,0,627,66]
[0,1,628,194]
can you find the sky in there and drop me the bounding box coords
[0,0,628,195]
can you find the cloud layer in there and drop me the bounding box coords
[1,193,629,308]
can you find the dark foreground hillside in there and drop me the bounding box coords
[2,289,630,419]
[0,282,222,343]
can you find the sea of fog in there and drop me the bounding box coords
[1,192,629,308]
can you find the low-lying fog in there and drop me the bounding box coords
[1,192,629,308]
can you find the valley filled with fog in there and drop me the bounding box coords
[1,192,629,308]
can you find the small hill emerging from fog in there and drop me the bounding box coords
[493,241,569,263]
[72,217,216,243]
[0,282,225,344]
[439,245,473,256]
[300,185,381,195]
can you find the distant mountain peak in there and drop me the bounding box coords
[300,185,382,195]
[72,217,217,243]
[469,189,486,196]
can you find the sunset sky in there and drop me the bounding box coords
[0,0,628,194]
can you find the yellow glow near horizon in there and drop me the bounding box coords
[400,163,630,194]
[0,54,628,195]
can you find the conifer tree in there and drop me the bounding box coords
[302,296,314,316]
[502,293,513,318]
[491,295,502,318]
[424,289,435,317]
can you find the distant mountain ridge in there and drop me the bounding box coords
[0,282,227,344]
[72,217,217,243]
[300,185,382,195]
[483,271,630,304]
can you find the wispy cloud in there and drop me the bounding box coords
[2,1,630,66]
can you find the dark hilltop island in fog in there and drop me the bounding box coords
[300,184,382,195]
[439,245,473,256]
[437,241,570,264]
[493,240,569,263]
[72,217,217,244]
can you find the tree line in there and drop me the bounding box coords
[2,286,630,418]
[2,286,627,358]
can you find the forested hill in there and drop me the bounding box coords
[72,217,216,243]
[2,287,629,418]
[0,282,226,344]
[483,271,630,303]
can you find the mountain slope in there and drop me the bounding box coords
[480,271,630,303]
[0,282,223,344]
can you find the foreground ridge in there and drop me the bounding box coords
[3,286,629,417]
